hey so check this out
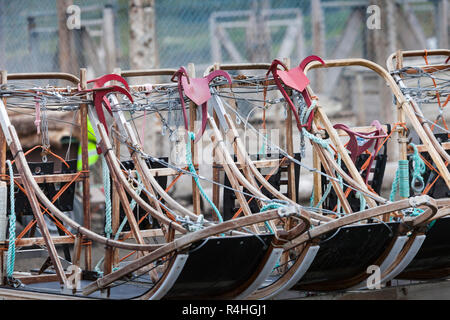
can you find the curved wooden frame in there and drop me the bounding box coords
[202,61,437,296]
[386,49,450,187]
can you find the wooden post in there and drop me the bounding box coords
[79,68,91,270]
[187,63,201,215]
[246,0,271,63]
[57,0,78,75]
[102,5,116,72]
[129,0,158,71]
[393,50,407,221]
[437,0,449,49]
[313,112,322,209]
[311,0,325,93]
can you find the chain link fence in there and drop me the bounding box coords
[0,0,445,74]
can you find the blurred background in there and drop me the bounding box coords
[0,0,447,75]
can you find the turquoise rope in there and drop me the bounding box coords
[6,160,15,279]
[409,143,426,194]
[390,160,410,201]
[260,202,284,212]
[187,132,223,223]
[309,188,315,207]
[102,156,112,238]
[95,170,145,276]
[399,160,410,198]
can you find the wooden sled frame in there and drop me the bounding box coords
[385,49,450,281]
[82,67,316,299]
[200,60,440,297]
[386,49,450,189]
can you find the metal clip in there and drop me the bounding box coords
[277,205,297,218]
[409,195,431,208]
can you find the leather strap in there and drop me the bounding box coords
[172,67,232,143]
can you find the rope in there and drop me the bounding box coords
[6,160,15,279]
[186,131,223,223]
[409,143,426,194]
[390,160,410,201]
[260,203,285,233]
[102,156,112,238]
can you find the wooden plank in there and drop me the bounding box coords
[3,172,86,184]
[0,228,174,249]
[415,141,450,153]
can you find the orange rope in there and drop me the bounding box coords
[11,145,70,169]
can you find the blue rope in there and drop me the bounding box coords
[6,160,15,279]
[186,132,223,222]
